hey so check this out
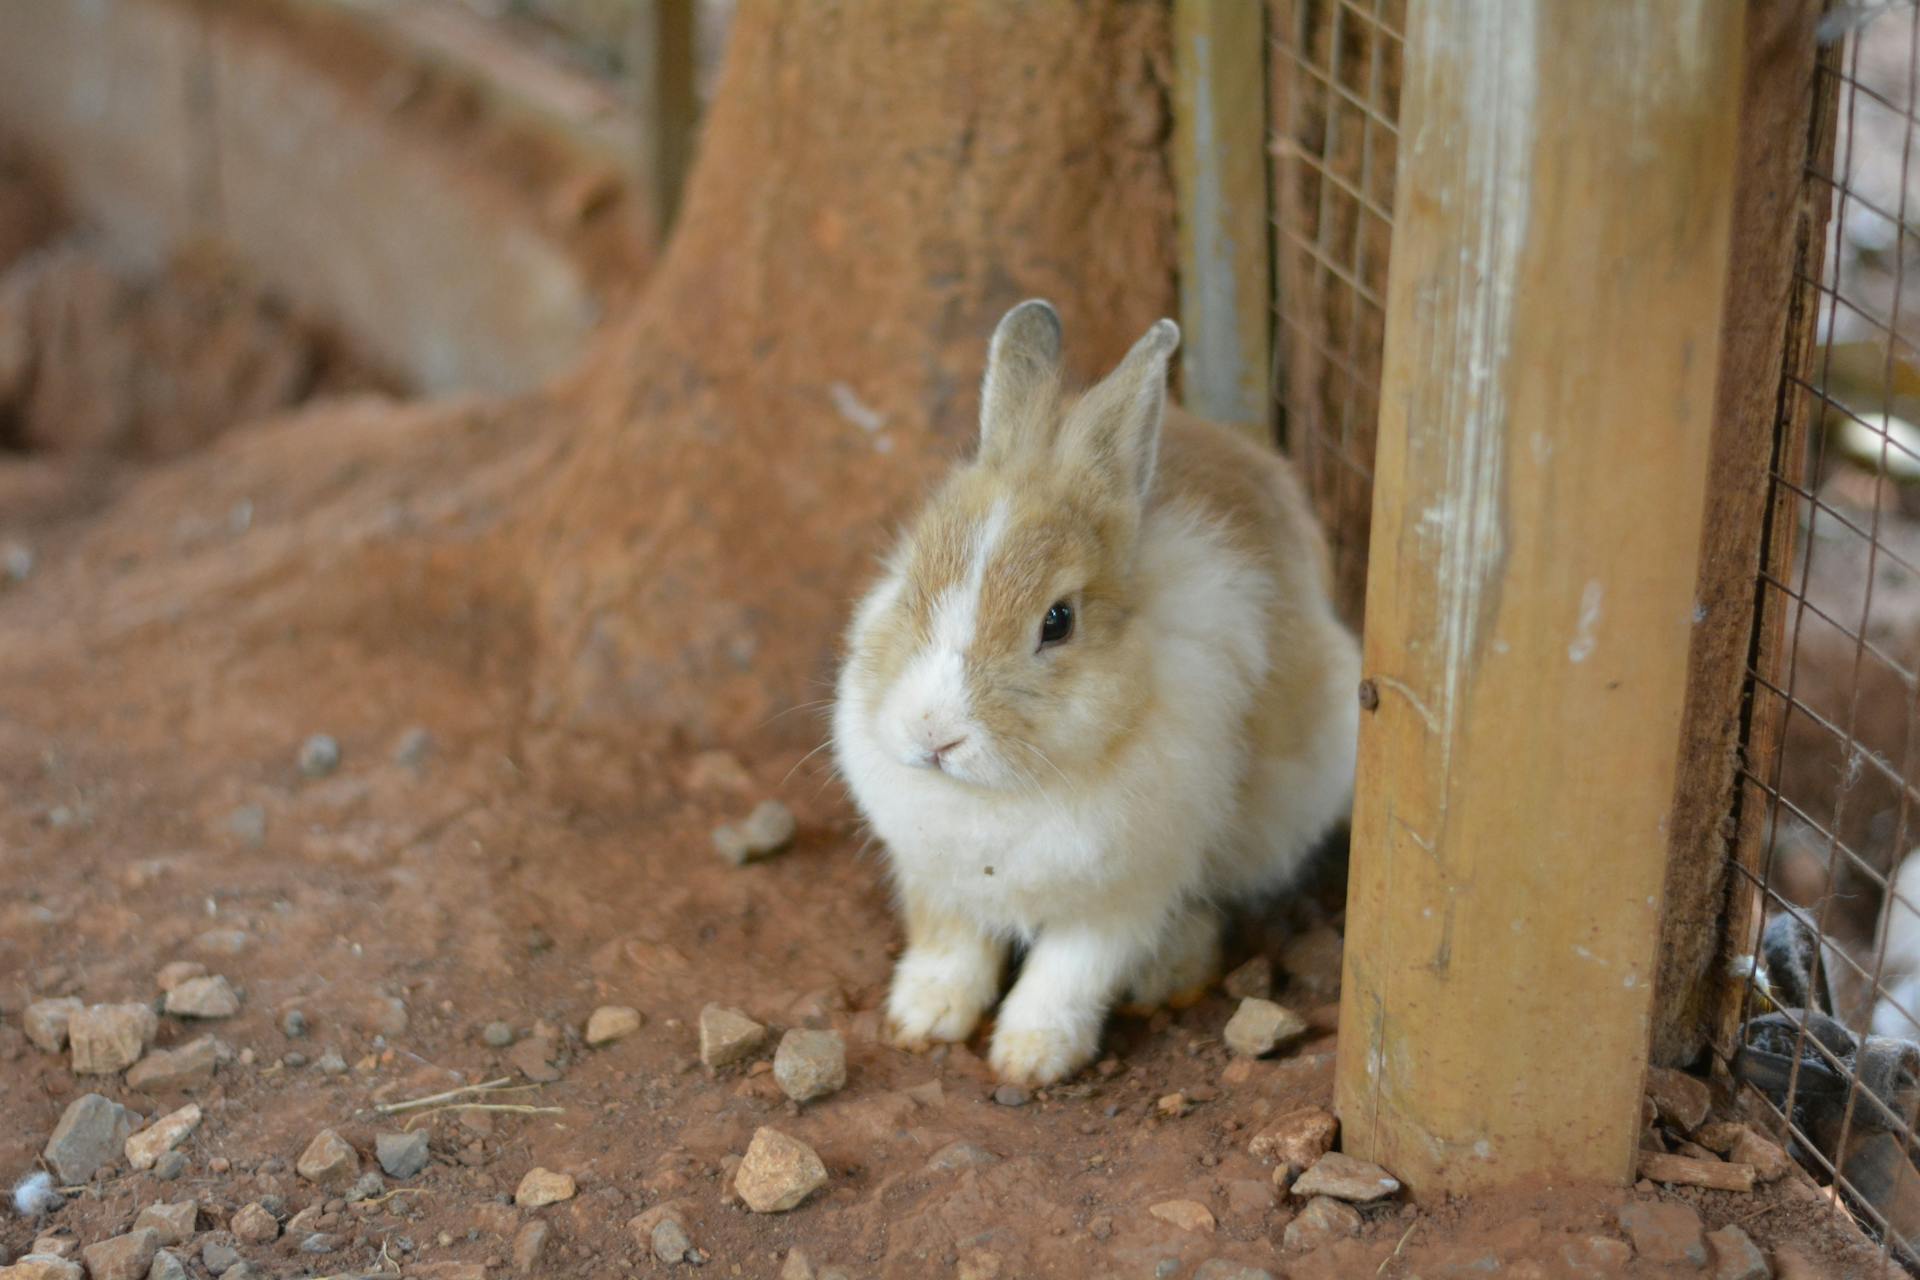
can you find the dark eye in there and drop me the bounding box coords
[1040,600,1074,647]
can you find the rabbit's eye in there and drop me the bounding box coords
[1040,600,1074,647]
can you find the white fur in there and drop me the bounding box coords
[12,1170,59,1216]
[837,492,1358,1083]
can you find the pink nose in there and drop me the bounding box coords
[924,737,967,770]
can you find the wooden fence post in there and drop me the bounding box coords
[1334,1,1748,1194]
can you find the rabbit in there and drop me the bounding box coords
[832,299,1360,1086]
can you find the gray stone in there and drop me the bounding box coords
[698,1004,767,1067]
[280,1009,308,1038]
[22,997,82,1053]
[1289,1151,1401,1203]
[346,1170,386,1202]
[1282,1196,1361,1250]
[145,1249,189,1280]
[199,1240,239,1276]
[297,1233,340,1254]
[1708,1224,1772,1280]
[43,1092,138,1183]
[296,1128,359,1189]
[992,1084,1029,1107]
[713,800,797,865]
[482,1021,515,1048]
[80,1230,160,1280]
[652,1217,693,1263]
[127,1037,219,1092]
[298,734,341,777]
[164,976,239,1019]
[315,1049,348,1075]
[773,1029,847,1102]
[1619,1200,1708,1268]
[153,1151,188,1182]
[132,1200,198,1246]
[924,1141,1000,1174]
[376,1130,431,1179]
[1222,998,1308,1058]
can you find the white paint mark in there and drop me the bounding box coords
[1568,579,1603,663]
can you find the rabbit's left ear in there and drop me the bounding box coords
[1061,319,1179,500]
[978,299,1064,467]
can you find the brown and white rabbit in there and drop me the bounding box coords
[833,300,1359,1086]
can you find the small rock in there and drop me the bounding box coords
[1559,1236,1634,1275]
[2,1257,83,1280]
[229,1203,278,1245]
[43,1092,138,1183]
[315,1050,348,1075]
[127,1037,219,1092]
[346,1170,386,1202]
[992,1084,1030,1107]
[1694,1121,1746,1153]
[924,1141,1000,1174]
[956,1251,1003,1280]
[1279,925,1344,999]
[296,1129,359,1190]
[1729,1128,1794,1182]
[22,997,82,1053]
[781,1249,817,1280]
[81,1229,160,1280]
[1707,1224,1771,1280]
[126,1104,202,1170]
[1645,1066,1712,1133]
[29,1237,77,1262]
[1222,956,1273,1001]
[298,734,341,778]
[393,728,434,769]
[376,1130,430,1179]
[225,806,266,848]
[1223,998,1308,1058]
[585,1005,644,1046]
[734,1127,829,1213]
[1223,1178,1275,1217]
[146,1249,189,1280]
[507,1033,562,1082]
[651,1217,693,1264]
[131,1201,198,1246]
[152,1151,188,1182]
[1619,1200,1708,1267]
[154,963,207,993]
[1194,1263,1278,1280]
[199,1240,239,1275]
[1157,1092,1192,1119]
[1248,1106,1338,1178]
[773,1028,847,1102]
[512,1220,549,1273]
[162,976,239,1019]
[280,1009,308,1038]
[1148,1199,1216,1234]
[297,1233,340,1254]
[69,1002,157,1075]
[1282,1196,1361,1250]
[699,1004,768,1067]
[482,1021,515,1047]
[713,800,797,865]
[514,1167,576,1207]
[1289,1151,1400,1203]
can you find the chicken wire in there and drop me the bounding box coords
[1269,0,1402,627]
[1720,5,1920,1270]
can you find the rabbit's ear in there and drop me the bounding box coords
[978,299,1064,466]
[1060,319,1179,500]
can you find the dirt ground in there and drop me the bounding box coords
[0,3,1906,1278]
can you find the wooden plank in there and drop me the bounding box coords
[1171,0,1272,439]
[1651,0,1831,1067]
[1333,1,1747,1195]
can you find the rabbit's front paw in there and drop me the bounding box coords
[885,959,995,1050]
[989,1021,1097,1086]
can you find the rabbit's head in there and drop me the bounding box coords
[838,300,1179,792]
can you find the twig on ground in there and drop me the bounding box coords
[1378,1221,1418,1274]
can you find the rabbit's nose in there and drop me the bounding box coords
[921,736,967,771]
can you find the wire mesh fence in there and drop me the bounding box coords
[1724,6,1920,1268]
[1268,0,1402,627]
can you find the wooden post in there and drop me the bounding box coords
[1335,1,1747,1195]
[629,0,698,239]
[1170,0,1271,438]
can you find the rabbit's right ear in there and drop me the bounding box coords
[978,299,1063,467]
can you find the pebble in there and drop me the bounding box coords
[585,1005,644,1046]
[1148,1199,1216,1234]
[199,1240,239,1275]
[1282,1196,1362,1250]
[514,1167,576,1207]
[225,806,267,848]
[713,799,798,865]
[297,1128,360,1190]
[781,1249,817,1280]
[154,962,207,993]
[1194,1263,1279,1280]
[1707,1224,1771,1280]
[651,1217,694,1264]
[1248,1106,1338,1178]
[22,998,83,1053]
[924,1141,1000,1175]
[147,1249,189,1280]
[1222,956,1273,1001]
[991,1084,1030,1107]
[131,1200,198,1246]
[1290,1151,1400,1202]
[280,1009,308,1038]
[297,1233,341,1255]
[482,1021,516,1047]
[283,1051,307,1068]
[315,1050,348,1075]
[298,734,341,777]
[229,1203,278,1245]
[127,1037,220,1092]
[80,1229,159,1280]
[773,1028,847,1103]
[125,1103,202,1170]
[699,1004,768,1068]
[1618,1200,1708,1267]
[1645,1066,1712,1133]
[734,1127,829,1213]
[1222,998,1308,1058]
[1730,1128,1794,1182]
[508,1031,562,1082]
[42,1092,137,1183]
[153,1150,189,1181]
[376,1130,431,1179]
[68,1002,157,1075]
[513,1220,550,1273]
[1156,1093,1192,1119]
[346,1171,386,1202]
[3,1259,82,1280]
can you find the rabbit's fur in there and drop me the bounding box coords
[833,300,1359,1085]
